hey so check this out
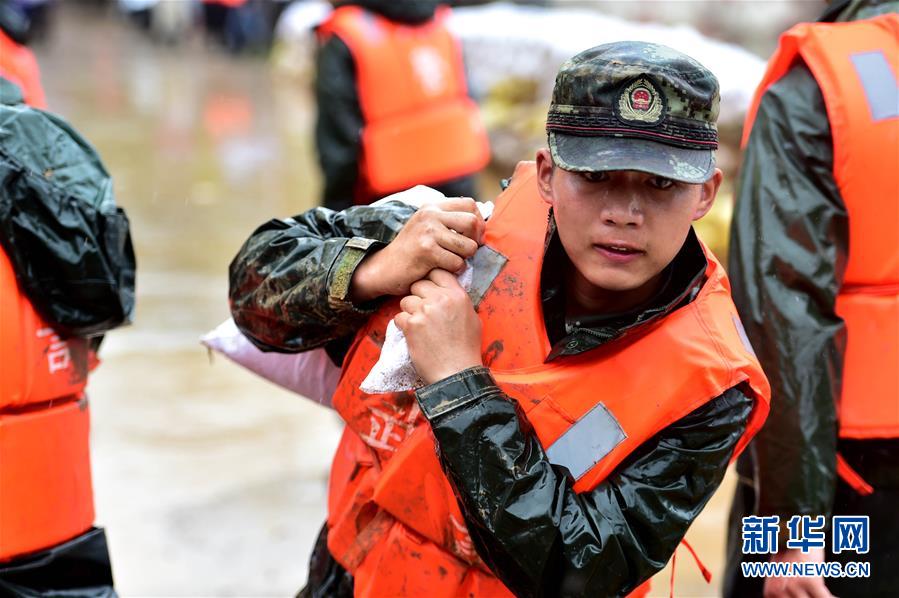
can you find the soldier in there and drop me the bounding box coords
[230,42,770,597]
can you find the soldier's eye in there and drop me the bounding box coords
[649,176,675,190]
[581,171,609,183]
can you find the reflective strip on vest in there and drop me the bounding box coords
[732,313,758,358]
[546,402,626,481]
[850,51,899,121]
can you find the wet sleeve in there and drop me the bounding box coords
[728,62,847,518]
[315,35,363,211]
[228,202,416,353]
[416,367,753,597]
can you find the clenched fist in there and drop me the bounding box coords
[350,197,485,302]
[394,268,483,385]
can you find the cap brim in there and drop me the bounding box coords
[549,131,715,184]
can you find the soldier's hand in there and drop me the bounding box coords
[350,197,484,302]
[395,268,483,385]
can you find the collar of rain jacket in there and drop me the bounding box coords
[541,215,708,361]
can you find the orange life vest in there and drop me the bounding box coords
[0,244,96,562]
[324,161,771,596]
[317,5,490,201]
[743,14,899,440]
[0,28,46,110]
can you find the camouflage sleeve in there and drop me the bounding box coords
[228,201,417,353]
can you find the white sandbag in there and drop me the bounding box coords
[362,187,493,393]
[201,318,340,408]
[360,263,475,394]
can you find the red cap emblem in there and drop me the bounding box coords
[631,88,651,111]
[618,78,664,124]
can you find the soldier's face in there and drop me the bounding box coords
[535,148,720,309]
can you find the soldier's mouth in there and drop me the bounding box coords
[594,243,645,263]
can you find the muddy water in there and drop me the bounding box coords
[33,5,734,596]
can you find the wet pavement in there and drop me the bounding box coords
[33,4,735,596]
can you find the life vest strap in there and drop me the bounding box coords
[836,452,874,495]
[839,282,899,296]
[668,538,712,598]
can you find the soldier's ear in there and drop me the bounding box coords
[692,168,722,221]
[536,149,555,206]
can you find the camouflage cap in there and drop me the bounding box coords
[546,41,720,183]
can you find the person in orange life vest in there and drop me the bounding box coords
[314,0,489,211]
[722,1,899,597]
[229,42,770,597]
[0,78,128,596]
